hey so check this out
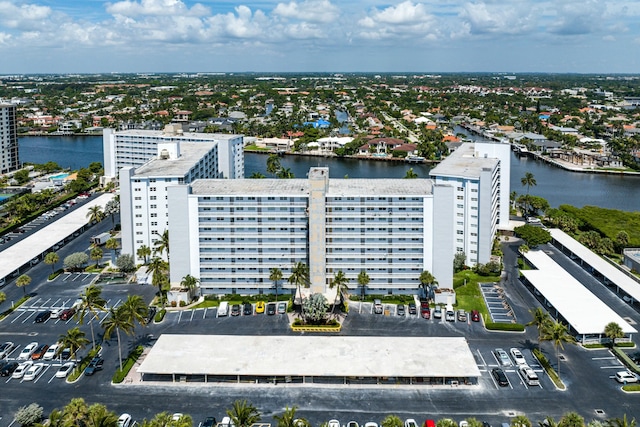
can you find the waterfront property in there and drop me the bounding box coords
[0,103,19,174]
[102,124,244,181]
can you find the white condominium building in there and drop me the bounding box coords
[429,142,510,266]
[103,124,244,181]
[0,104,19,174]
[167,167,456,295]
[119,141,220,262]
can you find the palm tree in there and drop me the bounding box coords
[511,416,532,427]
[137,245,152,264]
[606,415,636,427]
[526,307,551,346]
[62,398,90,427]
[90,247,103,268]
[105,238,119,265]
[604,321,625,348]
[419,270,438,300]
[16,274,31,295]
[288,262,310,313]
[119,294,149,328]
[558,412,585,427]
[539,418,558,427]
[329,270,349,312]
[58,327,90,360]
[381,415,404,427]
[148,257,169,306]
[357,270,370,301]
[227,400,261,427]
[520,172,537,214]
[274,406,308,427]
[540,320,576,377]
[266,154,281,176]
[44,251,60,275]
[86,205,105,224]
[75,284,107,350]
[153,229,170,260]
[0,291,6,306]
[277,167,294,179]
[85,403,118,427]
[102,306,135,371]
[269,267,283,301]
[404,168,418,178]
[180,274,199,300]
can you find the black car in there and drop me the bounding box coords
[84,356,104,376]
[201,417,217,427]
[397,304,405,316]
[231,304,241,316]
[243,303,253,316]
[408,302,417,315]
[60,348,71,360]
[267,303,276,315]
[0,361,19,376]
[491,368,509,387]
[629,352,640,365]
[35,310,52,323]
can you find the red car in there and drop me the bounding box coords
[420,301,431,319]
[59,308,76,321]
[424,420,436,427]
[471,310,480,322]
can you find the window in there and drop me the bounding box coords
[457,196,464,200]
[134,197,141,201]
[149,187,156,191]
[150,196,157,200]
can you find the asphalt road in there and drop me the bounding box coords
[1,236,640,426]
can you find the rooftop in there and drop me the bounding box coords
[114,128,240,142]
[430,143,498,179]
[134,142,217,178]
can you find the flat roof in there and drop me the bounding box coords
[550,228,640,302]
[114,129,239,142]
[134,143,216,177]
[430,143,498,179]
[0,193,115,280]
[521,249,636,335]
[137,335,480,378]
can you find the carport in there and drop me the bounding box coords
[136,335,481,386]
[521,249,636,344]
[549,228,640,304]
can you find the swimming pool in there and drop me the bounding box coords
[49,173,70,180]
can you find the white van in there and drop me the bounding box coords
[218,301,229,317]
[518,365,540,386]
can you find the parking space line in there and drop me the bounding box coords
[34,365,51,383]
[203,308,207,319]
[178,311,183,322]
[476,349,487,366]
[190,310,195,322]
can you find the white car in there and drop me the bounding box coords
[364,423,379,427]
[43,343,60,361]
[118,414,132,427]
[17,342,38,360]
[494,348,512,366]
[615,370,639,384]
[347,422,359,427]
[405,420,419,427]
[13,361,34,379]
[23,363,44,381]
[510,348,526,366]
[518,365,540,386]
[328,420,341,427]
[0,341,15,359]
[55,362,76,378]
[50,308,62,319]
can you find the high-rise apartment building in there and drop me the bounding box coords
[0,104,19,174]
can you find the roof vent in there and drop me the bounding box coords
[160,149,170,159]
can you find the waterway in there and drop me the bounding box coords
[18,135,640,211]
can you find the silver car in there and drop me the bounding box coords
[494,348,512,366]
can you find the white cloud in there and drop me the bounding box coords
[356,1,440,40]
[458,2,537,36]
[547,0,606,35]
[273,0,339,23]
[105,0,209,17]
[0,1,52,29]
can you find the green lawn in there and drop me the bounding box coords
[453,270,500,321]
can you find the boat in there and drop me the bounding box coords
[406,155,425,163]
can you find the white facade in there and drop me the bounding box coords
[103,124,244,181]
[167,168,455,295]
[120,141,220,262]
[0,104,19,174]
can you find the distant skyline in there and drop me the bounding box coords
[0,0,639,74]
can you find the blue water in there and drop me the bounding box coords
[49,173,70,180]
[19,135,103,170]
[0,195,10,201]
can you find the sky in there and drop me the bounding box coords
[0,0,639,74]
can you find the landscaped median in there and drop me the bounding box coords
[290,318,341,332]
[533,348,566,390]
[112,345,144,383]
[0,295,31,321]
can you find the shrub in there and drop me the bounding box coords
[112,345,144,383]
[179,300,186,307]
[170,301,177,307]
[63,252,89,271]
[14,402,44,426]
[485,322,525,332]
[115,254,136,273]
[154,309,166,322]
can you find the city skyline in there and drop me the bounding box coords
[0,0,639,74]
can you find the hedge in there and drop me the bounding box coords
[154,308,166,323]
[533,348,565,390]
[112,345,144,383]
[485,322,526,332]
[0,295,31,320]
[67,346,101,382]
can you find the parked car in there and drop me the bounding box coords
[31,344,49,360]
[243,303,253,316]
[424,420,436,427]
[50,308,62,319]
[84,356,104,376]
[117,414,132,427]
[405,419,419,427]
[445,309,455,322]
[615,370,639,384]
[60,348,71,360]
[491,367,509,387]
[277,302,287,314]
[373,299,383,314]
[364,423,378,427]
[17,342,38,360]
[518,365,540,386]
[510,348,526,366]
[13,361,33,379]
[494,348,512,366]
[267,303,276,315]
[60,308,76,321]
[231,304,241,316]
[408,302,417,315]
[457,309,467,322]
[255,301,266,314]
[43,343,60,361]
[470,310,480,322]
[0,361,19,376]
[433,306,442,319]
[201,417,217,427]
[34,310,52,323]
[55,361,76,378]
[628,352,640,365]
[23,363,44,381]
[328,420,341,427]
[397,304,406,316]
[347,422,359,427]
[0,341,15,359]
[420,301,431,319]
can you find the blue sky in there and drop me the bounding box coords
[0,0,639,74]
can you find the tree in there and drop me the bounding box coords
[154,229,170,260]
[520,172,537,213]
[63,252,89,271]
[148,257,169,306]
[85,403,118,427]
[274,406,309,427]
[514,225,552,247]
[381,415,404,427]
[539,418,558,427]
[102,306,134,371]
[302,293,328,324]
[419,270,438,300]
[119,294,149,328]
[269,267,283,301]
[75,284,106,351]
[357,270,370,301]
[540,320,576,377]
[105,238,119,264]
[226,400,261,427]
[44,251,60,275]
[558,412,585,427]
[137,245,152,264]
[527,307,551,346]
[453,251,466,273]
[62,398,89,427]
[116,254,136,272]
[606,415,636,427]
[511,416,532,427]
[58,327,90,360]
[616,231,629,253]
[437,420,457,427]
[266,154,282,176]
[329,270,349,312]
[604,321,625,348]
[90,247,103,267]
[0,291,6,306]
[86,205,105,224]
[404,168,418,179]
[16,274,31,295]
[277,167,294,179]
[288,261,310,312]
[15,402,44,426]
[249,172,266,179]
[180,274,199,299]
